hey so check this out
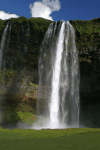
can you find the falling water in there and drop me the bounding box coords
[31,20,80,130]
[0,22,9,70]
[0,22,10,123]
[49,22,65,128]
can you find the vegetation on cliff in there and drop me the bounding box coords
[0,17,100,127]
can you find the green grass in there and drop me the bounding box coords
[0,127,100,150]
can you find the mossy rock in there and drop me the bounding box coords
[1,106,21,123]
[15,103,35,114]
[17,111,37,125]
[1,103,37,125]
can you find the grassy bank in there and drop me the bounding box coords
[0,127,100,150]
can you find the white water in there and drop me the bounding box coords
[30,20,80,130]
[0,22,9,123]
[0,22,9,70]
[49,22,65,128]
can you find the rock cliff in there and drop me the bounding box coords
[0,17,100,128]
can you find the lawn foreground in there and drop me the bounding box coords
[0,126,100,150]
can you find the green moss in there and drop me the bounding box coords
[17,111,37,125]
[1,103,37,125]
[16,103,35,114]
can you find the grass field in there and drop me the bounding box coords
[0,127,100,150]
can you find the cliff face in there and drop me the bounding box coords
[79,60,100,128]
[69,19,100,128]
[0,17,100,128]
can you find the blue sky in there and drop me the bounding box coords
[0,0,100,22]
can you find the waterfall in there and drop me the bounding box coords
[0,22,10,123]
[32,20,80,130]
[49,21,65,128]
[0,22,9,70]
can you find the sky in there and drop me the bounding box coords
[0,0,100,22]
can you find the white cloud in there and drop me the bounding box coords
[0,10,20,20]
[29,0,61,21]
